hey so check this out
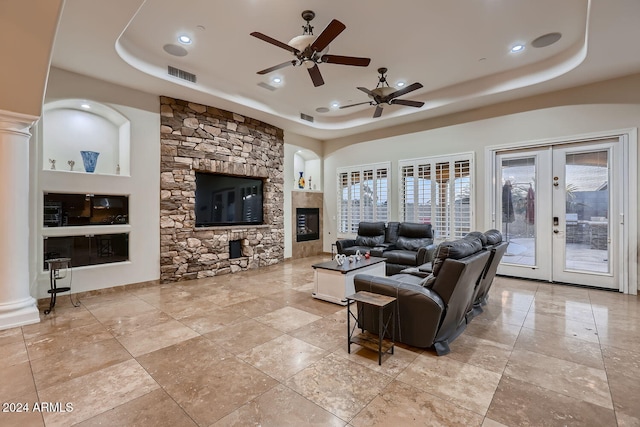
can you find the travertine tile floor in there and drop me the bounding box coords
[2,254,640,426]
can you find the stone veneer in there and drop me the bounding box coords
[159,96,284,283]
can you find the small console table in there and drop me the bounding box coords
[44,258,79,314]
[346,291,396,365]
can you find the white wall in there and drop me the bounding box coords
[322,103,640,253]
[32,68,160,297]
[283,132,323,258]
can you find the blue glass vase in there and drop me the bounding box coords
[80,151,100,173]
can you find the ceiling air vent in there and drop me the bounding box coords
[300,113,314,123]
[168,66,196,83]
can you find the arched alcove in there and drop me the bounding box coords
[293,148,321,191]
[42,99,130,175]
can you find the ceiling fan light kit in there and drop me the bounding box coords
[250,10,371,87]
[340,67,425,118]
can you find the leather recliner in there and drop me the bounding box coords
[336,222,386,256]
[382,222,435,275]
[400,229,508,321]
[353,236,489,355]
[471,229,508,311]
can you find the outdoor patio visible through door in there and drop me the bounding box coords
[494,139,623,290]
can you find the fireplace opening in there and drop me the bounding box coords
[296,208,319,242]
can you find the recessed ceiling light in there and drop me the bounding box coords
[315,107,330,113]
[80,103,91,109]
[272,77,282,84]
[510,44,525,53]
[331,102,340,109]
[396,81,406,87]
[178,35,192,45]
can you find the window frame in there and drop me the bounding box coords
[337,162,391,236]
[398,152,474,239]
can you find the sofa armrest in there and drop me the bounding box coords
[336,239,356,254]
[353,273,445,348]
[416,243,438,265]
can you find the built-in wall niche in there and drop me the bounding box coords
[42,99,131,176]
[43,233,129,270]
[293,148,322,191]
[43,193,129,227]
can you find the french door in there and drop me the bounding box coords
[495,140,622,290]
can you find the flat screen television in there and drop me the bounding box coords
[195,172,264,227]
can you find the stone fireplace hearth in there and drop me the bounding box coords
[159,97,284,282]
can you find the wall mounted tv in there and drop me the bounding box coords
[195,172,264,227]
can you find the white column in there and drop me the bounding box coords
[0,110,40,330]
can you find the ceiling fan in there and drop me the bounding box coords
[250,10,371,87]
[340,68,425,118]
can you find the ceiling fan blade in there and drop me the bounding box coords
[339,101,373,109]
[373,105,384,118]
[386,82,424,100]
[307,64,325,87]
[257,60,296,75]
[357,86,375,96]
[390,99,425,108]
[250,32,299,54]
[311,19,346,53]
[321,54,371,67]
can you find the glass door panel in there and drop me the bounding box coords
[496,150,551,282]
[499,156,537,267]
[552,145,615,288]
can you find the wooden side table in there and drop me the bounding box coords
[346,291,396,365]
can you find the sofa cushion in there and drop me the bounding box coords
[383,249,418,265]
[355,234,384,247]
[395,236,433,251]
[357,221,386,236]
[422,274,437,288]
[398,222,433,239]
[385,222,401,243]
[484,229,503,246]
[432,236,483,276]
[464,231,487,247]
[354,221,386,247]
[387,273,429,287]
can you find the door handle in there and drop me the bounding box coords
[553,229,559,234]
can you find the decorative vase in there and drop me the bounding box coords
[298,172,305,189]
[80,151,100,173]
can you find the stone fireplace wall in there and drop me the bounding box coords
[159,96,284,283]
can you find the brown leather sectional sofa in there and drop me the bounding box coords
[352,230,506,355]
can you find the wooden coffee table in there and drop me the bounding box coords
[311,256,386,305]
